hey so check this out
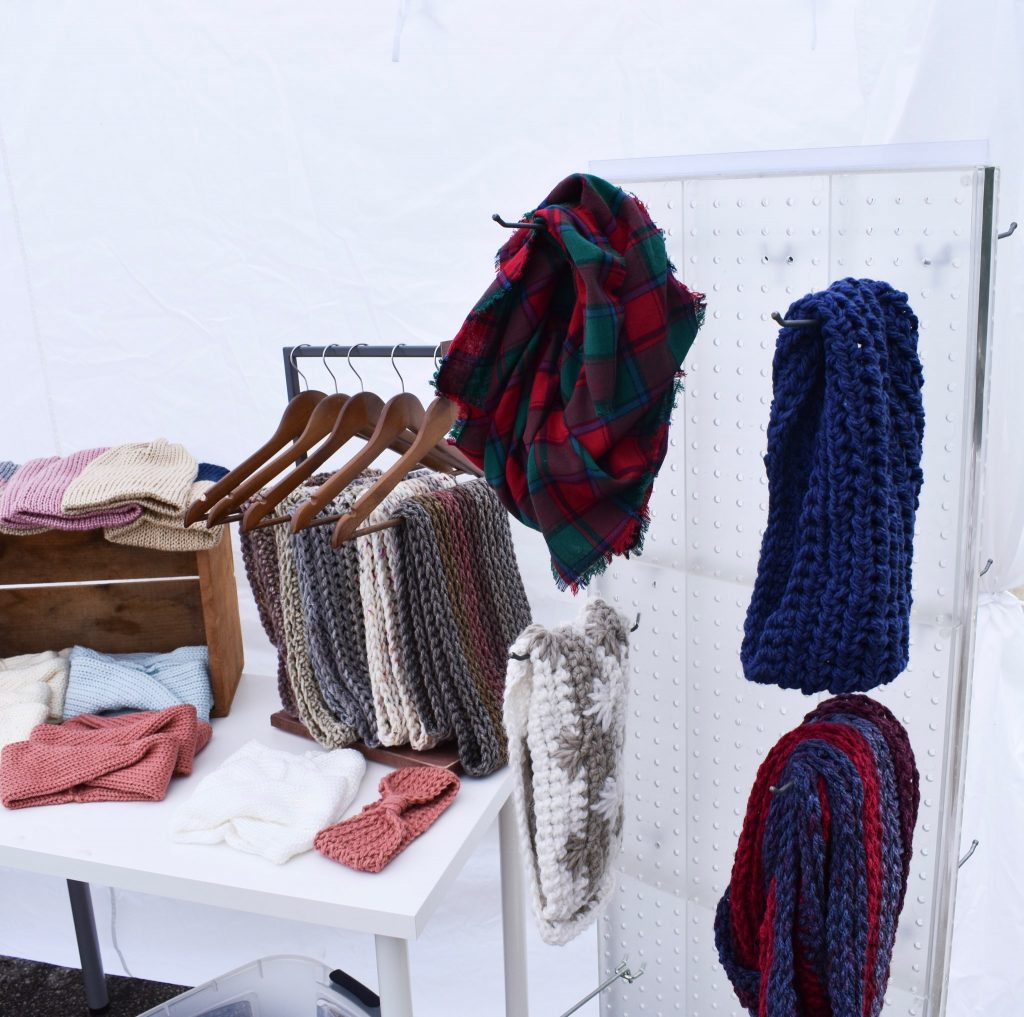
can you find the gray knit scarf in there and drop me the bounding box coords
[395,479,531,776]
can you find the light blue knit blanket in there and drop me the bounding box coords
[64,645,212,722]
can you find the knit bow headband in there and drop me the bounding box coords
[742,279,925,695]
[715,694,919,1017]
[315,766,460,872]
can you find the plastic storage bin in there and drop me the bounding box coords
[137,955,380,1017]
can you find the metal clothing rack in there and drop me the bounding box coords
[282,344,442,400]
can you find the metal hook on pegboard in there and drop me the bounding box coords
[958,838,980,869]
[556,959,645,1017]
[997,221,1017,240]
[771,310,818,329]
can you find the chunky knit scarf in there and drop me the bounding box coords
[742,279,925,695]
[271,483,368,748]
[291,473,383,747]
[395,479,531,775]
[504,598,631,944]
[435,173,704,591]
[715,694,919,1017]
[356,471,456,748]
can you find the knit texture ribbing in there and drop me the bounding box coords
[504,598,631,944]
[62,439,197,518]
[0,705,211,809]
[315,765,459,872]
[291,473,382,747]
[63,645,213,722]
[171,740,367,863]
[239,483,318,717]
[272,484,364,748]
[2,450,143,531]
[742,279,925,695]
[0,464,46,535]
[394,479,531,776]
[714,694,919,1017]
[356,471,456,748]
[104,478,224,551]
[0,650,69,720]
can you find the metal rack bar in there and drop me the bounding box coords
[283,344,441,401]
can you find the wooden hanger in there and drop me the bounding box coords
[184,388,326,527]
[330,396,463,547]
[204,390,352,527]
[289,391,458,534]
[241,390,479,532]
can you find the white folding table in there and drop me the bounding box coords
[0,674,529,1017]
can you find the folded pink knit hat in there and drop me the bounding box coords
[314,766,460,872]
[0,704,211,809]
[0,465,46,535]
[0,450,143,531]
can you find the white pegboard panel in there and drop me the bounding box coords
[597,163,994,1017]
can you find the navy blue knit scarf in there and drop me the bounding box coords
[741,279,925,695]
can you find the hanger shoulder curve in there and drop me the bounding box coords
[241,391,386,531]
[205,392,349,527]
[331,397,460,546]
[184,389,326,526]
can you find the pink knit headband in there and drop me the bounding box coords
[1,705,211,809]
[315,766,460,872]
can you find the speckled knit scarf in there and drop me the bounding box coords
[239,475,333,717]
[715,694,919,1017]
[356,470,457,749]
[504,598,631,944]
[291,472,382,747]
[742,279,925,695]
[271,480,380,748]
[394,479,531,775]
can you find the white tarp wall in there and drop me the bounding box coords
[0,3,1021,1015]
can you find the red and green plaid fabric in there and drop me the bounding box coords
[435,173,704,590]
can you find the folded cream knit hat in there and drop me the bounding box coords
[104,479,223,552]
[0,650,69,721]
[62,440,197,518]
[171,740,367,863]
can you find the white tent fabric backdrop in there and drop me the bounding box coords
[0,2,1021,1013]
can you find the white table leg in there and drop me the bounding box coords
[375,934,413,1017]
[499,797,529,1017]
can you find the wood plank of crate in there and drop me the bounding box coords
[196,535,244,718]
[0,531,244,716]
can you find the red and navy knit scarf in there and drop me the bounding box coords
[435,174,704,590]
[715,695,920,1017]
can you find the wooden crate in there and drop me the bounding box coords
[0,530,244,717]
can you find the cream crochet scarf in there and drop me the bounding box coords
[504,598,631,944]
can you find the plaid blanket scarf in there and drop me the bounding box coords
[435,173,704,590]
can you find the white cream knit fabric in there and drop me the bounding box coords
[357,471,456,748]
[62,439,197,518]
[171,740,366,863]
[0,650,69,720]
[0,698,48,753]
[504,598,631,945]
[104,479,223,551]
